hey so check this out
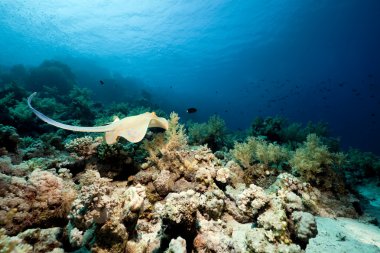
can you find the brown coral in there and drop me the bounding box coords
[0,168,76,235]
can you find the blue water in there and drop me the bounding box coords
[0,0,379,154]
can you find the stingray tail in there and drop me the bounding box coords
[27,92,114,133]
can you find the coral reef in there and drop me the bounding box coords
[0,165,76,235]
[345,148,380,183]
[65,136,102,158]
[0,67,376,252]
[26,60,76,94]
[188,115,227,151]
[230,136,289,187]
[0,227,63,253]
[231,136,289,168]
[66,170,146,252]
[290,211,318,248]
[251,116,330,147]
[289,134,346,191]
[0,124,20,154]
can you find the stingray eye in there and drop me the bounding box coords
[152,112,156,116]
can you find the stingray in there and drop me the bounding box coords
[27,92,169,144]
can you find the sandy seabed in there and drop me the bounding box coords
[306,217,380,253]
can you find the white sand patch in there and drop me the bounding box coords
[306,217,380,253]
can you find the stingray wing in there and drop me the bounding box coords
[117,114,152,143]
[106,113,168,144]
[148,116,169,130]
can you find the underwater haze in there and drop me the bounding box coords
[2,1,380,252]
[0,0,380,153]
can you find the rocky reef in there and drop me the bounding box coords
[0,63,379,252]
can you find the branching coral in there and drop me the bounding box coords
[251,116,330,147]
[142,112,187,163]
[65,136,102,157]
[0,92,15,112]
[9,100,33,124]
[231,136,289,168]
[0,124,20,153]
[289,133,345,189]
[252,116,285,142]
[107,102,130,117]
[35,97,66,119]
[67,86,95,125]
[21,138,57,160]
[164,112,188,151]
[188,115,226,151]
[290,134,332,177]
[346,148,380,182]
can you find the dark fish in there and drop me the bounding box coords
[100,80,104,85]
[187,108,197,113]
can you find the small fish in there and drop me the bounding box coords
[100,80,104,85]
[187,108,197,113]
